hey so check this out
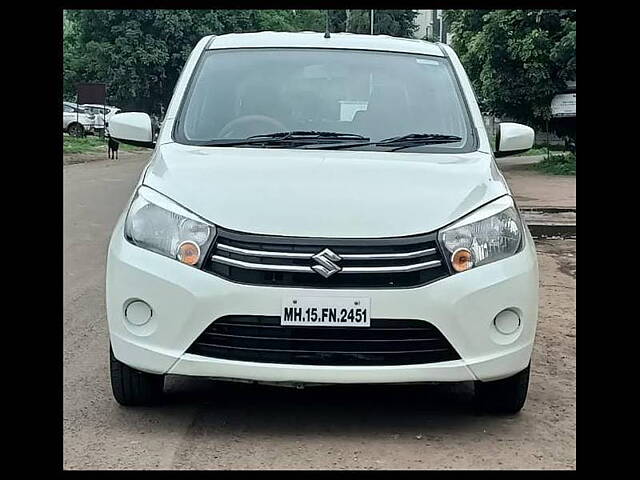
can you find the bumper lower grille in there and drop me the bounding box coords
[202,228,451,288]
[187,316,460,366]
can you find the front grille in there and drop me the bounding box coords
[202,228,451,288]
[186,316,461,366]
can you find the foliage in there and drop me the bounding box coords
[445,10,576,128]
[534,152,576,175]
[513,144,566,156]
[346,10,417,37]
[65,10,258,112]
[252,10,325,32]
[328,10,346,32]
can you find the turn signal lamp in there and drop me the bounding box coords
[451,248,473,272]
[177,241,201,266]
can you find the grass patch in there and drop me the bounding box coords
[63,135,105,154]
[514,147,548,157]
[514,144,567,157]
[534,152,576,175]
[63,134,142,154]
[488,136,567,157]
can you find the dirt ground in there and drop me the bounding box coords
[63,155,576,470]
[501,165,576,209]
[63,148,148,166]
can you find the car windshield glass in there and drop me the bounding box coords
[175,48,473,152]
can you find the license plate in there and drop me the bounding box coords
[281,297,371,327]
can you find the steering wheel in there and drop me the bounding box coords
[218,115,288,139]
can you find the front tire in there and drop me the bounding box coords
[110,346,164,406]
[474,363,530,414]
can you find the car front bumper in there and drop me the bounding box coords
[106,217,539,384]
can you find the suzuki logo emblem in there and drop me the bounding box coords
[311,248,342,278]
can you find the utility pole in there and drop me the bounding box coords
[370,9,374,35]
[324,10,330,38]
[432,9,440,41]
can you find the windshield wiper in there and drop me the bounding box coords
[377,133,462,145]
[199,131,369,147]
[377,133,463,151]
[303,133,463,150]
[250,131,369,140]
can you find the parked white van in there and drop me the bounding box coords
[108,32,538,413]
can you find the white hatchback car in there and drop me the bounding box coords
[107,32,538,413]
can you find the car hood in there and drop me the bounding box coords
[142,143,509,238]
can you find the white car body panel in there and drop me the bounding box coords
[143,144,508,238]
[438,43,492,154]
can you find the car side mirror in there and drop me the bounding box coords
[108,112,156,149]
[494,122,534,158]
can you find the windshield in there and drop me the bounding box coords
[175,48,474,152]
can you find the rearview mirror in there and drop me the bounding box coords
[494,122,534,158]
[108,112,155,149]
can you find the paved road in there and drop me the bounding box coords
[63,154,576,470]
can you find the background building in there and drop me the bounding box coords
[414,10,451,43]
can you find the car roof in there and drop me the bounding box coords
[63,102,86,110]
[81,104,119,109]
[207,31,445,57]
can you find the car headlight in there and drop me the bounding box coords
[124,186,216,267]
[438,196,523,273]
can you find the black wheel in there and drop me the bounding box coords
[110,346,164,406]
[474,363,530,414]
[68,123,85,137]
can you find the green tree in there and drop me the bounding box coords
[446,9,576,128]
[328,10,347,32]
[290,10,326,31]
[63,12,82,100]
[347,10,417,37]
[254,10,326,32]
[65,10,257,113]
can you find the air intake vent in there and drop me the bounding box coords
[187,316,460,366]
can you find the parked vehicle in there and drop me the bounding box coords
[550,80,576,153]
[63,102,94,137]
[81,104,121,123]
[81,104,122,136]
[63,101,103,136]
[107,32,538,413]
[81,104,121,135]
